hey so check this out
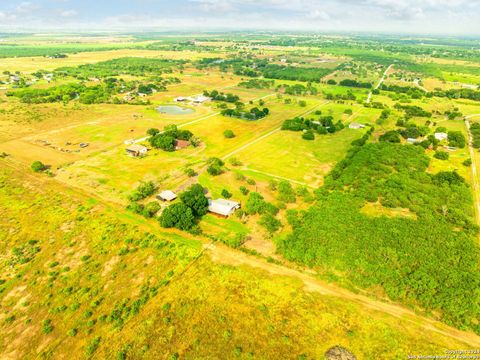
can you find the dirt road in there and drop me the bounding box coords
[206,242,480,348]
[367,64,393,103]
[465,114,480,226]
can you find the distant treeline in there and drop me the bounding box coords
[55,57,184,79]
[0,44,142,58]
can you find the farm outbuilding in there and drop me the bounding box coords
[126,144,148,157]
[157,190,177,202]
[208,199,240,218]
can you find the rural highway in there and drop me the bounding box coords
[366,63,393,103]
[465,114,480,226]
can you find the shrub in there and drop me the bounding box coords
[463,158,472,167]
[379,130,401,143]
[277,181,296,203]
[434,151,449,160]
[42,319,53,334]
[207,165,223,176]
[129,181,156,202]
[229,157,242,166]
[239,186,249,195]
[223,129,235,138]
[302,130,315,140]
[142,202,161,218]
[147,128,160,136]
[221,189,232,199]
[258,214,282,234]
[31,161,46,173]
[184,168,196,177]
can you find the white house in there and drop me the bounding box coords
[434,132,448,141]
[189,95,210,104]
[208,199,240,218]
[349,122,365,129]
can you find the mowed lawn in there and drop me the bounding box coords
[234,128,364,187]
[183,96,325,158]
[56,146,197,203]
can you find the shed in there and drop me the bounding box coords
[174,139,190,150]
[434,132,448,141]
[126,144,148,157]
[157,190,177,202]
[349,122,365,129]
[208,199,240,218]
[175,97,187,102]
[406,138,418,144]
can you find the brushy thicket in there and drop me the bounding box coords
[277,143,480,333]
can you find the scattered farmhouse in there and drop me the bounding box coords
[349,122,365,129]
[434,132,448,141]
[125,144,148,157]
[189,95,210,104]
[174,139,190,150]
[175,95,211,104]
[208,199,241,218]
[157,190,177,202]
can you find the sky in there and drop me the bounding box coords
[0,0,479,35]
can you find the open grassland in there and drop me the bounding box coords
[1,167,479,359]
[234,128,362,186]
[2,34,480,357]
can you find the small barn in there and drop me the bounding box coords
[157,190,177,202]
[174,139,190,150]
[126,144,148,157]
[349,122,365,129]
[208,199,240,218]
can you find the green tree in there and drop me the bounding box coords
[31,161,46,173]
[159,203,196,230]
[179,184,209,217]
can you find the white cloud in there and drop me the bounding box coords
[60,9,78,17]
[15,1,39,14]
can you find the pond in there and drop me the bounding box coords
[156,105,195,115]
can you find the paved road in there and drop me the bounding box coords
[366,64,393,103]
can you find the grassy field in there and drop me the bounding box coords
[1,33,480,357]
[1,166,478,359]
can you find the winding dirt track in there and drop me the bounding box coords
[206,243,480,348]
